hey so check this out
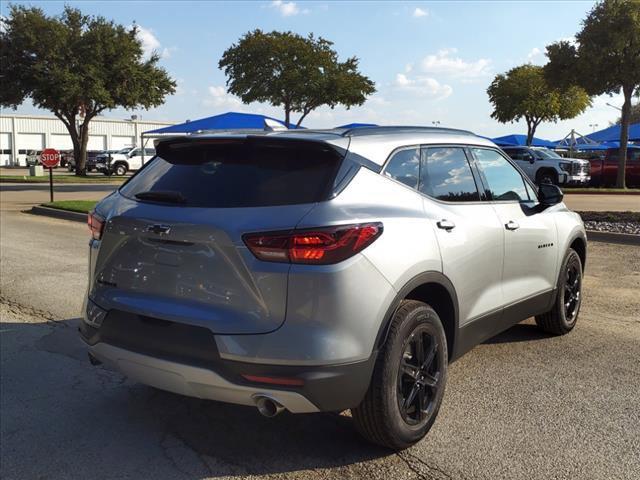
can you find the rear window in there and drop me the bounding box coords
[119,139,343,208]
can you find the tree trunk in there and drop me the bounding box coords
[55,112,84,176]
[76,119,90,176]
[296,108,311,128]
[526,118,534,146]
[616,86,633,189]
[284,104,290,128]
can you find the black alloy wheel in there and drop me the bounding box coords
[535,248,582,335]
[397,325,441,425]
[563,259,581,324]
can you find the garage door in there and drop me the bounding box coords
[18,133,45,151]
[18,133,45,166]
[87,135,106,151]
[50,133,74,150]
[0,132,11,166]
[111,136,135,150]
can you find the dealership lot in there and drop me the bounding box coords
[0,183,638,480]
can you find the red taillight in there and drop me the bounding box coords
[243,223,383,265]
[88,211,104,240]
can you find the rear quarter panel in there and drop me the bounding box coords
[297,167,442,291]
[214,168,443,365]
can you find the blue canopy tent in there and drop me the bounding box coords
[140,112,299,164]
[584,122,640,143]
[144,111,297,135]
[492,134,556,148]
[336,123,378,129]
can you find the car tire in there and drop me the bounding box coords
[535,248,583,335]
[113,163,127,176]
[352,300,448,450]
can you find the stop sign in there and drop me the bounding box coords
[40,148,60,168]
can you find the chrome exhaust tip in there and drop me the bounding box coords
[254,395,285,417]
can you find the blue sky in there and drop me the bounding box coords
[1,1,626,139]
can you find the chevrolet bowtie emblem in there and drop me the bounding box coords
[147,224,171,235]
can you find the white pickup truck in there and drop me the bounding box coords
[501,146,590,186]
[95,146,156,176]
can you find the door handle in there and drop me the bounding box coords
[437,219,456,231]
[505,220,520,231]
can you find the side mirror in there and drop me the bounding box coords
[524,154,534,163]
[539,183,564,206]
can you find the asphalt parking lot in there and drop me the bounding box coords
[1,184,639,480]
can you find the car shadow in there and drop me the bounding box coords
[1,317,393,479]
[483,322,554,345]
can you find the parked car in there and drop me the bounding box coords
[501,146,590,186]
[25,150,42,167]
[81,127,586,449]
[59,150,73,168]
[95,146,156,176]
[66,150,107,172]
[588,146,640,187]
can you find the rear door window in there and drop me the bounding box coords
[419,147,480,202]
[120,139,343,208]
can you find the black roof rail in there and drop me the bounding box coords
[340,126,475,137]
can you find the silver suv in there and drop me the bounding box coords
[81,126,586,449]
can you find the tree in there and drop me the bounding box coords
[0,6,176,174]
[487,64,591,146]
[545,0,640,188]
[617,102,640,125]
[218,30,375,127]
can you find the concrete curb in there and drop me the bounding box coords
[587,230,640,246]
[29,205,87,223]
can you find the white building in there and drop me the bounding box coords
[0,113,174,166]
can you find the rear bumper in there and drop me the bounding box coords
[88,343,320,413]
[79,308,377,412]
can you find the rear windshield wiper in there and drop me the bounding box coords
[134,190,186,204]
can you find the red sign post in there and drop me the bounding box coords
[40,148,60,202]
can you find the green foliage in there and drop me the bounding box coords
[545,0,640,188]
[487,64,590,145]
[219,30,375,127]
[44,200,98,213]
[617,102,640,125]
[0,6,175,173]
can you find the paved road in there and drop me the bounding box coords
[0,183,116,214]
[1,188,639,480]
